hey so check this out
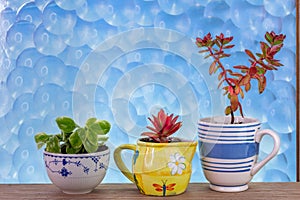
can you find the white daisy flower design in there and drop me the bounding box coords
[167,152,186,175]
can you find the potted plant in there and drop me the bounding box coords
[195,32,285,192]
[34,116,111,194]
[114,109,197,196]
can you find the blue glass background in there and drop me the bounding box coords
[0,0,296,183]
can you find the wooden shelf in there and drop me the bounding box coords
[1,183,300,199]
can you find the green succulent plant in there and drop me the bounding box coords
[195,31,286,124]
[35,117,111,154]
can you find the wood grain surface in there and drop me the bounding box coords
[0,183,299,200]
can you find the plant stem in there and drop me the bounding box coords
[208,47,234,88]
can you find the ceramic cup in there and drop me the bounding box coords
[43,147,110,194]
[198,116,280,192]
[114,138,197,196]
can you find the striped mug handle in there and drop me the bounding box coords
[251,129,280,176]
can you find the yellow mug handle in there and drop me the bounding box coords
[113,144,136,183]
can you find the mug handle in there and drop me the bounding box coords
[251,129,280,176]
[113,144,136,183]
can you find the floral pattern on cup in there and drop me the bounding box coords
[44,152,109,178]
[168,152,186,175]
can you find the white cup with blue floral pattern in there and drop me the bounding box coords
[43,146,110,194]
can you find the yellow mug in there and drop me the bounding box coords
[114,139,197,196]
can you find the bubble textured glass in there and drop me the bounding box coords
[0,0,296,184]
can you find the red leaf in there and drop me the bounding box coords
[230,94,239,111]
[260,42,269,57]
[218,72,224,81]
[234,85,241,94]
[240,88,244,99]
[245,49,257,61]
[141,132,159,138]
[233,65,249,70]
[239,74,250,86]
[218,79,225,89]
[223,44,235,49]
[258,76,266,93]
[249,67,257,76]
[209,61,217,75]
[245,82,251,92]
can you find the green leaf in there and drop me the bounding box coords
[69,131,82,149]
[273,40,283,45]
[87,128,98,145]
[86,118,97,126]
[87,120,111,135]
[257,67,265,75]
[84,138,98,153]
[97,120,111,135]
[56,117,77,133]
[97,135,109,146]
[45,135,60,153]
[35,117,110,154]
[224,106,232,115]
[34,132,50,149]
[77,127,98,153]
[77,127,87,143]
[66,144,81,154]
[265,32,273,44]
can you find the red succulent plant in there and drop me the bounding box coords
[195,31,286,124]
[141,109,182,143]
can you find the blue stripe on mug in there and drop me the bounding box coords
[198,122,260,129]
[202,167,251,173]
[198,135,255,143]
[198,127,256,134]
[199,142,259,159]
[199,133,255,138]
[202,164,252,170]
[201,159,254,165]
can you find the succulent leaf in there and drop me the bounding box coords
[141,109,182,143]
[196,31,285,123]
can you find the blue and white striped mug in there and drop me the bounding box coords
[198,116,280,192]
